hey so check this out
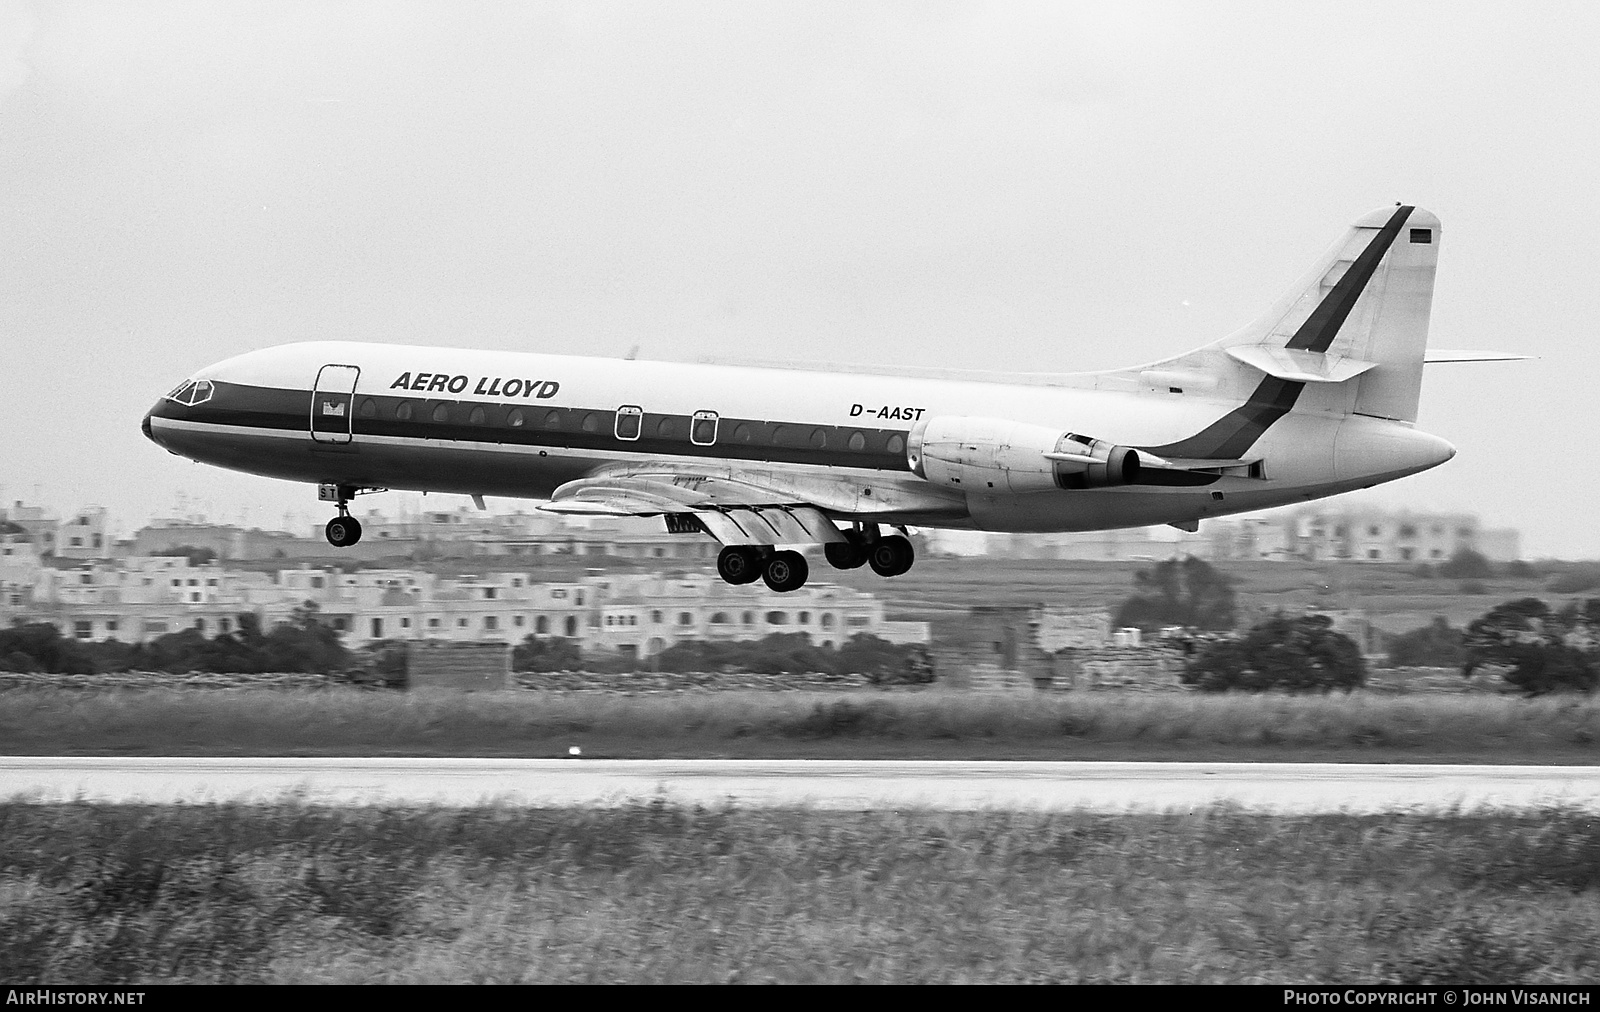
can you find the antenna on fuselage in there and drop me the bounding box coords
[623,345,640,360]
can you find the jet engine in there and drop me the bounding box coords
[906,416,1142,493]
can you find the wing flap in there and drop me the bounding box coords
[540,474,849,546]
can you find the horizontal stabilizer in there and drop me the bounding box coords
[1423,349,1532,363]
[1225,346,1378,384]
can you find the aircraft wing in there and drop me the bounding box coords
[539,472,853,546]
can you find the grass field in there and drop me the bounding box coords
[3,802,1596,983]
[821,556,1557,630]
[3,687,1598,763]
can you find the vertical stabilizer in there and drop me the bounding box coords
[1346,207,1439,423]
[1212,204,1440,423]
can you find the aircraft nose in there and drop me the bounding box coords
[141,407,155,443]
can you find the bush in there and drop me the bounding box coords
[1463,598,1599,695]
[1547,566,1600,595]
[1182,613,1364,692]
[1114,557,1237,633]
[512,636,583,672]
[0,623,97,674]
[0,605,351,676]
[1439,549,1494,580]
[1388,617,1466,667]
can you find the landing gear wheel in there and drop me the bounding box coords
[867,534,913,577]
[762,550,809,593]
[716,546,763,585]
[325,515,363,548]
[824,530,868,570]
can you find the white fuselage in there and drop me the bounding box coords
[143,339,1455,534]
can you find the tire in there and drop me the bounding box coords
[867,534,913,577]
[325,516,363,548]
[716,546,763,585]
[824,532,867,570]
[762,550,809,593]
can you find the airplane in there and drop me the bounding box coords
[143,204,1516,593]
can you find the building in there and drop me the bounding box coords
[2,556,925,660]
[1286,507,1520,563]
[931,506,1524,565]
[0,502,60,557]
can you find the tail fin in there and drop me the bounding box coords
[1213,204,1440,423]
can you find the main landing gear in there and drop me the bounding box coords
[716,546,810,593]
[826,524,914,578]
[318,483,384,548]
[715,525,914,594]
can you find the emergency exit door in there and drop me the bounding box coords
[311,364,360,444]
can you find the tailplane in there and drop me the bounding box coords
[1209,204,1440,423]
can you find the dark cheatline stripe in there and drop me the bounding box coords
[1141,376,1305,459]
[151,382,917,474]
[1286,204,1412,353]
[1140,205,1414,460]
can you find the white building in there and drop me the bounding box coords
[3,557,925,659]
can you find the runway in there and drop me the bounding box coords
[4,757,1600,811]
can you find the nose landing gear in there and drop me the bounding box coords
[325,513,363,548]
[318,483,383,548]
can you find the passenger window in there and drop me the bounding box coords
[887,434,905,454]
[770,425,788,445]
[359,399,377,418]
[432,403,450,423]
[469,406,487,425]
[581,412,601,433]
[691,411,718,446]
[508,408,525,427]
[847,431,866,451]
[543,409,562,429]
[396,401,413,421]
[809,428,827,449]
[732,423,753,442]
[655,416,677,438]
[615,406,643,440]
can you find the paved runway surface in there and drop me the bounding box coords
[4,757,1600,811]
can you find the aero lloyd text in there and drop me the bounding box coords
[389,373,560,398]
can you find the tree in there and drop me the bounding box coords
[1114,556,1237,632]
[257,601,349,673]
[1462,598,1598,695]
[1182,613,1365,692]
[1388,617,1466,667]
[1438,548,1493,580]
[151,544,219,566]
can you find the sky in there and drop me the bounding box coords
[2,1,1597,556]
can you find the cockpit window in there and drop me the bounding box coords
[164,379,214,406]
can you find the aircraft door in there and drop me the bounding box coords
[311,364,360,444]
